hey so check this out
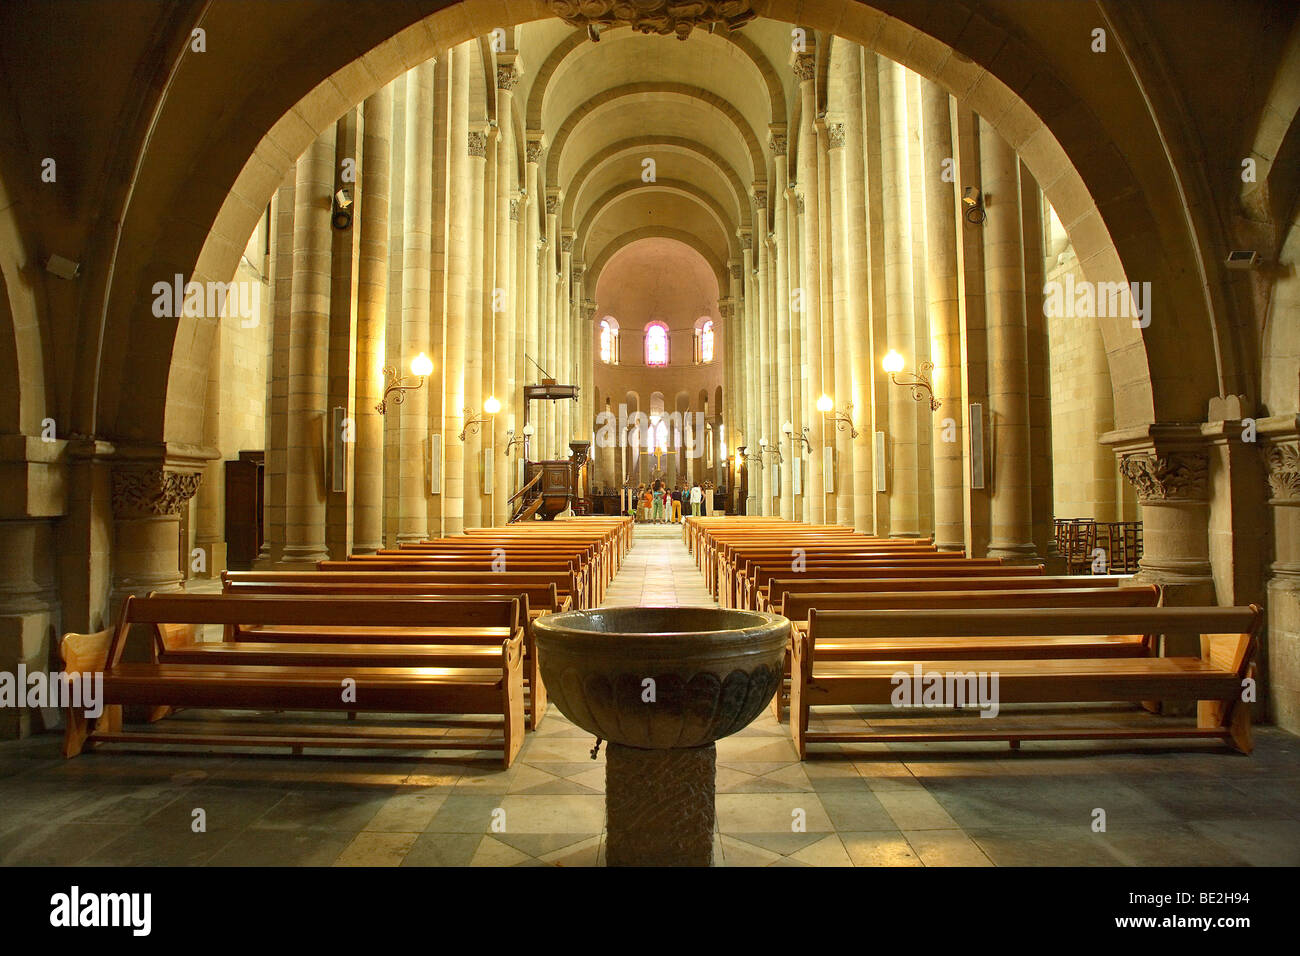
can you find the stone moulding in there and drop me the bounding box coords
[548,0,757,41]
[1118,451,1208,502]
[111,468,202,517]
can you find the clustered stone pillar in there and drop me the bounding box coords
[794,52,825,525]
[397,60,434,544]
[920,80,964,551]
[979,117,1037,563]
[353,84,391,554]
[279,125,334,566]
[1262,429,1300,731]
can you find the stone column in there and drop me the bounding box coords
[795,52,825,523]
[110,462,202,594]
[397,61,434,544]
[353,84,391,553]
[258,173,295,566]
[524,135,543,461]
[842,48,873,534]
[493,60,519,526]
[826,121,854,529]
[1261,421,1300,732]
[544,192,560,457]
[194,320,224,575]
[787,189,804,520]
[878,57,920,537]
[770,136,793,520]
[463,126,488,530]
[441,44,471,535]
[920,80,964,551]
[0,517,60,737]
[979,118,1036,562]
[279,126,335,565]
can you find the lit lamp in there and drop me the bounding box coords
[882,350,940,410]
[376,352,433,414]
[816,393,858,438]
[459,396,501,441]
[504,421,533,456]
[758,436,781,464]
[782,419,811,453]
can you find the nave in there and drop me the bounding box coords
[1,522,1297,868]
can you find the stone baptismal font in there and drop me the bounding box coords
[533,606,789,866]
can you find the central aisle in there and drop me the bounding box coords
[601,524,716,607]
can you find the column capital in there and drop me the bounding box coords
[545,190,562,215]
[1102,423,1211,502]
[496,62,520,92]
[791,53,816,82]
[752,187,768,208]
[509,197,521,221]
[525,132,545,164]
[561,231,575,253]
[768,131,787,157]
[468,130,488,158]
[736,230,751,249]
[111,465,203,518]
[729,263,743,282]
[826,122,846,149]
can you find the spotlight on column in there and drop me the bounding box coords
[332,188,353,230]
[45,254,81,279]
[962,186,985,225]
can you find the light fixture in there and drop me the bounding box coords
[376,353,433,414]
[333,188,354,230]
[882,350,940,410]
[817,393,859,438]
[962,186,985,225]
[504,421,534,456]
[45,255,81,280]
[783,420,811,454]
[758,436,781,464]
[460,397,501,441]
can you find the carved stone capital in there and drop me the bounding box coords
[1265,441,1300,501]
[526,139,544,164]
[571,267,584,286]
[794,192,806,215]
[545,0,755,41]
[561,235,574,253]
[468,131,488,158]
[729,263,743,281]
[753,188,767,207]
[792,54,816,82]
[1118,452,1209,502]
[112,467,203,518]
[738,231,752,250]
[546,194,560,215]
[826,122,846,149]
[768,133,787,157]
[496,64,519,91]
[509,197,521,221]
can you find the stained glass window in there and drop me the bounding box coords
[700,320,714,363]
[645,322,669,366]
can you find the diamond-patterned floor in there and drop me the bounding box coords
[2,523,1298,866]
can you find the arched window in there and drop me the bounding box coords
[699,320,714,364]
[645,322,669,366]
[599,319,618,364]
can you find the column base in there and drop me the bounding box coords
[605,742,715,867]
[987,543,1041,565]
[275,547,331,568]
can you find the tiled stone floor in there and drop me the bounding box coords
[2,523,1298,866]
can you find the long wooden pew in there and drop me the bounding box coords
[761,573,1121,615]
[766,584,1160,720]
[741,562,1047,611]
[221,573,560,729]
[60,594,529,767]
[789,605,1263,756]
[319,557,592,608]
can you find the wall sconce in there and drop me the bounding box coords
[333,188,354,230]
[757,437,780,465]
[816,393,858,438]
[962,186,985,225]
[504,422,533,456]
[376,353,433,414]
[782,420,811,454]
[883,350,941,410]
[459,395,501,442]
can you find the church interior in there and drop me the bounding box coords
[1,0,1299,875]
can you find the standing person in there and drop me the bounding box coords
[690,482,702,517]
[671,485,683,523]
[642,484,653,522]
[652,481,665,523]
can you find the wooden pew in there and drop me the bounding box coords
[767,584,1160,720]
[764,574,1124,615]
[221,574,559,729]
[743,563,1047,611]
[318,559,591,608]
[789,605,1262,756]
[60,594,528,767]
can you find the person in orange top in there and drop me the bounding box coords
[642,485,653,522]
